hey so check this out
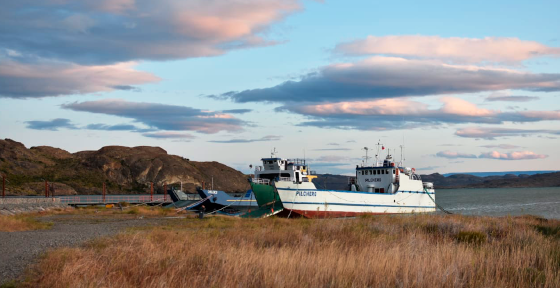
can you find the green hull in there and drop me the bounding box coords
[237,182,283,218]
[250,182,282,208]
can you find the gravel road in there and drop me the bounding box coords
[0,214,174,285]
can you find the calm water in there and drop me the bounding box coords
[436,187,560,219]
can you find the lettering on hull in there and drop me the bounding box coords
[295,191,317,197]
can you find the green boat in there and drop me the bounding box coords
[250,180,281,207]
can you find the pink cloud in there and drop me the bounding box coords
[291,96,496,118]
[439,97,495,117]
[335,35,560,63]
[0,59,160,98]
[479,151,548,160]
[172,1,300,41]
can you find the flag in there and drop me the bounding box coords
[382,146,385,150]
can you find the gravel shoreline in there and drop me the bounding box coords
[0,214,174,285]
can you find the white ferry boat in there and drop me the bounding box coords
[251,147,436,218]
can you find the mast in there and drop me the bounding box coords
[362,147,371,166]
[375,140,383,166]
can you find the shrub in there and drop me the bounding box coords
[455,230,487,245]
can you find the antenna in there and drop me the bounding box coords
[271,147,277,158]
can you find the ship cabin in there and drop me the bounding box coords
[353,156,421,193]
[254,158,316,184]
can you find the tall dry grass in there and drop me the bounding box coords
[0,206,180,232]
[26,214,560,287]
[0,215,53,232]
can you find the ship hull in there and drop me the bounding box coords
[277,187,436,218]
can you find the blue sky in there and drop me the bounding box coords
[0,0,559,175]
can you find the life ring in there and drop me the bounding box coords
[412,168,416,173]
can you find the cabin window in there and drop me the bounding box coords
[368,170,372,175]
[381,170,385,175]
[375,188,380,193]
[386,170,389,174]
[393,169,395,174]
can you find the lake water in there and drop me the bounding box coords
[436,187,560,219]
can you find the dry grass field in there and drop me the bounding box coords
[0,214,53,232]
[21,214,560,288]
[0,206,183,232]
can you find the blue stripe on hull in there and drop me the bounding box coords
[276,188,434,195]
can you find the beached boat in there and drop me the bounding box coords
[249,150,316,216]
[250,147,436,218]
[196,188,258,210]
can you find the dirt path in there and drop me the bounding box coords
[0,214,174,285]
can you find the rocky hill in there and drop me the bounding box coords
[313,172,560,190]
[0,139,250,196]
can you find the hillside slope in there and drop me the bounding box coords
[0,139,250,195]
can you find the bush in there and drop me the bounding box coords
[455,231,487,245]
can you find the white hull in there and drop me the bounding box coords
[276,184,436,217]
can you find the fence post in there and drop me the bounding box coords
[150,182,154,202]
[45,180,49,198]
[163,183,167,202]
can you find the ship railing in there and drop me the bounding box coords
[278,177,291,182]
[252,178,270,185]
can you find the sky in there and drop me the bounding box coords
[0,0,559,175]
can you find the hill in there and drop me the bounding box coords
[0,139,250,196]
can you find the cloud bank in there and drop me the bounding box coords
[1,0,303,98]
[62,99,246,134]
[0,60,159,98]
[277,97,560,130]
[1,0,301,64]
[24,118,77,131]
[219,57,560,104]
